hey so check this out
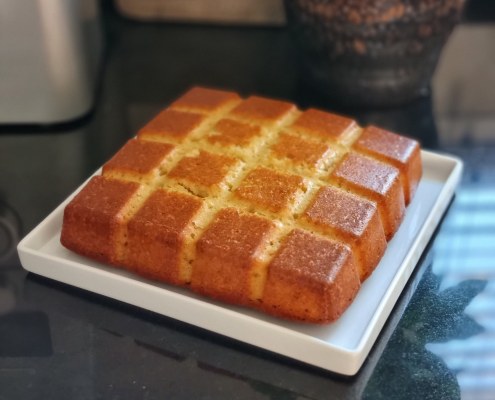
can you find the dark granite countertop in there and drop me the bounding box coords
[1,2,494,399]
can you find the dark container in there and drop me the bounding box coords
[284,0,466,107]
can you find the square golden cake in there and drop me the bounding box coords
[61,86,422,324]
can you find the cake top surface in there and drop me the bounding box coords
[170,86,240,113]
[138,109,206,141]
[196,208,274,263]
[103,139,175,176]
[268,229,352,286]
[271,132,334,168]
[129,189,203,235]
[354,125,419,164]
[234,167,306,213]
[68,176,140,217]
[207,118,262,147]
[168,150,238,189]
[330,152,400,196]
[304,186,378,237]
[64,85,420,258]
[289,109,356,140]
[229,96,296,125]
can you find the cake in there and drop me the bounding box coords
[60,87,422,324]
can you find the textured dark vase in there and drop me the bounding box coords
[285,0,466,107]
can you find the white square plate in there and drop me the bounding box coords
[17,150,463,376]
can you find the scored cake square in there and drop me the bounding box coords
[270,132,337,173]
[233,167,307,215]
[207,118,263,148]
[167,150,240,197]
[353,125,422,204]
[191,208,275,305]
[288,109,357,145]
[229,96,296,127]
[60,176,143,265]
[329,152,405,240]
[124,189,204,285]
[302,185,387,281]
[138,109,206,143]
[102,139,175,183]
[261,229,360,323]
[169,87,241,114]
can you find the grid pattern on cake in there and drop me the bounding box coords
[61,87,422,323]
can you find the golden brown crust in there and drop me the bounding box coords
[329,152,405,240]
[138,109,206,142]
[167,150,238,195]
[261,229,360,323]
[229,96,296,126]
[302,186,386,281]
[353,126,423,204]
[289,108,356,142]
[234,167,306,214]
[170,87,241,113]
[208,118,262,147]
[191,208,275,305]
[102,139,174,182]
[271,132,334,168]
[61,87,422,324]
[125,189,204,285]
[60,176,142,265]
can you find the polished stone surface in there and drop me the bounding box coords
[1,3,494,399]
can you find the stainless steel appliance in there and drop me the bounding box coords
[0,0,102,124]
